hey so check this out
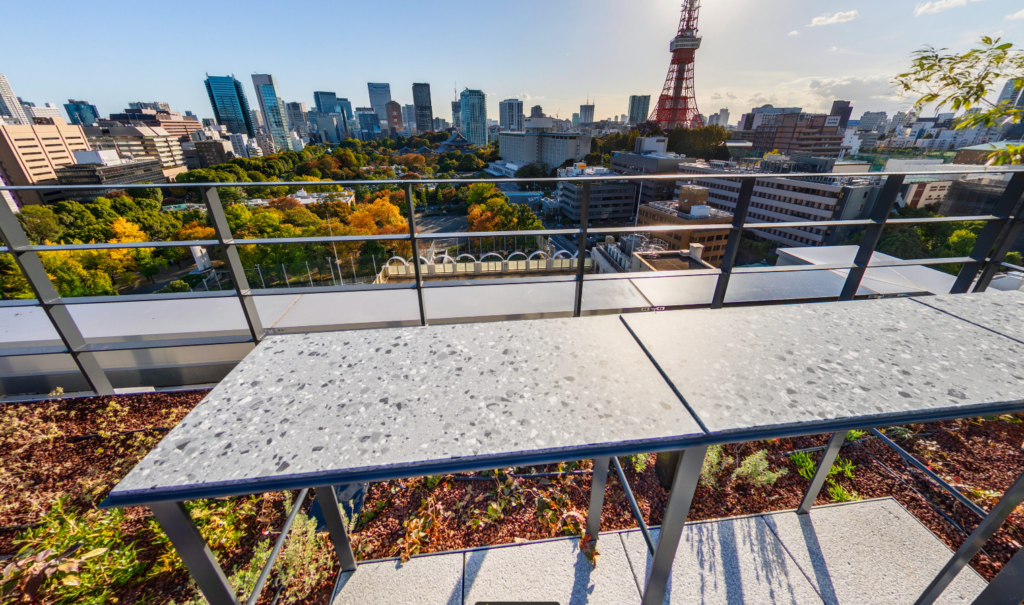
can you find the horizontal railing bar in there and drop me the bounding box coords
[81,335,255,352]
[14,240,220,251]
[869,429,987,518]
[887,215,1000,224]
[48,290,239,305]
[4,167,1023,191]
[228,234,410,245]
[418,228,576,239]
[999,261,1024,272]
[249,282,414,295]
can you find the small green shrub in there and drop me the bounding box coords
[789,451,817,480]
[274,512,330,601]
[149,496,259,577]
[10,497,145,605]
[732,450,788,487]
[846,429,867,441]
[887,425,914,440]
[700,445,729,488]
[424,475,444,490]
[827,481,861,503]
[628,453,650,473]
[829,457,856,480]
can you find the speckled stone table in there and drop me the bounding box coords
[622,296,1024,436]
[912,290,1024,344]
[105,314,705,507]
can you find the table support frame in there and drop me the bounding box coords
[640,445,709,605]
[316,485,358,572]
[150,501,240,605]
[586,457,610,548]
[797,431,846,515]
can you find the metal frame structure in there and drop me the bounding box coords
[650,0,704,130]
[2,167,1021,387]
[3,168,1024,602]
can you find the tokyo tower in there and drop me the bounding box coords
[650,0,704,130]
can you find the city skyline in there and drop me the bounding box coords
[3,0,1022,129]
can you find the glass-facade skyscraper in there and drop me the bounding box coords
[205,75,255,137]
[64,99,100,125]
[367,83,392,122]
[313,92,353,120]
[252,74,289,151]
[412,83,433,134]
[627,95,651,126]
[459,89,487,147]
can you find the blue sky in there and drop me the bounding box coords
[4,0,1022,127]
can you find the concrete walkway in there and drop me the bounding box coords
[331,498,987,605]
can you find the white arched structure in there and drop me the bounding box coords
[386,256,409,267]
[527,251,549,261]
[552,250,574,259]
[480,252,504,262]
[455,254,477,263]
[434,254,456,264]
[507,252,528,261]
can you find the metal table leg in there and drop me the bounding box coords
[970,544,1024,605]
[798,432,846,515]
[586,457,610,548]
[915,469,1024,605]
[641,445,709,605]
[150,501,239,605]
[315,485,358,572]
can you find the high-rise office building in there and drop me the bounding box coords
[718,108,730,128]
[367,83,392,122]
[627,95,651,125]
[204,75,255,137]
[128,101,172,112]
[251,109,264,129]
[355,107,381,141]
[402,104,417,134]
[285,102,309,136]
[313,92,353,119]
[23,102,63,120]
[459,89,487,147]
[530,105,544,118]
[0,117,91,205]
[251,74,289,151]
[412,83,434,134]
[579,104,595,125]
[997,79,1023,106]
[451,100,462,129]
[64,100,100,126]
[498,99,524,131]
[0,75,29,125]
[857,111,888,132]
[384,100,403,135]
[830,101,853,129]
[572,113,580,128]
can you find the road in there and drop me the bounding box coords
[415,213,466,234]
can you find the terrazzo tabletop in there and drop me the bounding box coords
[622,296,1024,435]
[911,290,1024,343]
[105,315,705,506]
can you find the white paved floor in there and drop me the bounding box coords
[332,498,987,605]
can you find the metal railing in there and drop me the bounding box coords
[1,167,1022,396]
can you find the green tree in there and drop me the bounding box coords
[895,36,1024,164]
[17,206,63,243]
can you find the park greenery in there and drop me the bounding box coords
[0,140,540,298]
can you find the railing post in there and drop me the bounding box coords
[711,177,755,309]
[0,196,114,395]
[573,181,591,317]
[203,186,265,344]
[839,174,905,301]
[951,172,1024,294]
[405,183,427,326]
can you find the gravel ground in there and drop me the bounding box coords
[1,390,1022,604]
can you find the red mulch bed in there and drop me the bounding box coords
[2,390,1022,604]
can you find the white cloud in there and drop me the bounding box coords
[913,0,984,17]
[828,46,839,52]
[807,10,859,26]
[748,92,779,107]
[1007,8,1024,19]
[804,75,900,106]
[788,30,800,36]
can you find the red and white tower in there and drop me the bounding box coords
[650,0,703,130]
